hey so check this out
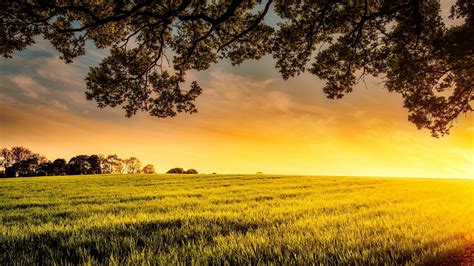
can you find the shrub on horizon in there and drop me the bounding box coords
[142,164,155,174]
[185,169,198,174]
[167,168,185,174]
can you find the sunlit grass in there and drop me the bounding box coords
[1,174,473,264]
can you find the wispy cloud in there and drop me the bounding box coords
[8,75,50,99]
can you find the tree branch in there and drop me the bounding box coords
[217,0,273,52]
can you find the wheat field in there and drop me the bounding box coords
[1,174,473,264]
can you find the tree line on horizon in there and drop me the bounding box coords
[0,146,156,178]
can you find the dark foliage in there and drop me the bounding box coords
[1,1,472,137]
[166,168,199,174]
[5,164,19,178]
[67,155,92,175]
[167,168,185,174]
[1,146,152,178]
[15,158,39,177]
[88,155,102,175]
[36,162,53,176]
[67,155,103,175]
[52,159,68,176]
[185,169,198,174]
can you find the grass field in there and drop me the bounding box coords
[1,174,473,264]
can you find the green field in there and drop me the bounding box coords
[1,174,473,264]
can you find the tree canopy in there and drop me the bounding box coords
[1,0,472,137]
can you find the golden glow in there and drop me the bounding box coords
[1,67,472,178]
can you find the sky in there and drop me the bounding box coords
[0,3,472,178]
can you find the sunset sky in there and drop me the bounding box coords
[0,2,472,178]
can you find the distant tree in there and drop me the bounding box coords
[5,164,19,178]
[15,157,39,177]
[29,153,48,164]
[123,157,142,174]
[51,159,68,176]
[142,164,155,174]
[117,158,128,174]
[98,154,109,174]
[101,154,122,174]
[36,162,53,176]
[68,155,92,175]
[167,168,185,174]
[185,169,198,174]
[9,146,33,165]
[1,148,11,168]
[0,152,5,177]
[87,155,102,174]
[1,147,48,171]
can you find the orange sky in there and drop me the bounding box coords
[1,48,472,178]
[0,1,473,178]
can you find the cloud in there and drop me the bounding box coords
[202,70,334,117]
[35,57,85,88]
[50,100,69,111]
[0,41,110,116]
[8,75,50,99]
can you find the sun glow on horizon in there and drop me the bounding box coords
[0,41,473,179]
